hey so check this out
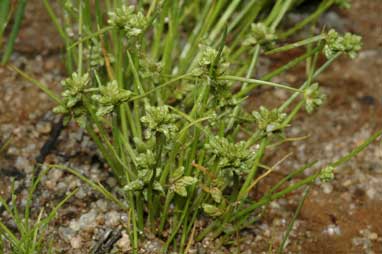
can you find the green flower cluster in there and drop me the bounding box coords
[124,150,164,195]
[193,45,229,78]
[324,29,362,59]
[320,165,335,182]
[243,23,277,47]
[91,80,133,116]
[304,83,326,114]
[53,72,90,126]
[252,106,287,134]
[205,136,254,175]
[108,5,147,37]
[141,105,178,139]
[139,57,163,84]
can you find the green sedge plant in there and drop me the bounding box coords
[9,0,381,253]
[0,169,77,254]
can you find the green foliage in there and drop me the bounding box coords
[253,106,287,133]
[0,170,76,254]
[141,105,178,139]
[202,203,224,217]
[53,72,90,127]
[324,29,362,59]
[243,23,277,48]
[304,83,326,113]
[320,165,335,182]
[205,136,255,175]
[107,5,147,37]
[92,80,133,116]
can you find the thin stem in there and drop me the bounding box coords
[220,75,303,93]
[237,138,267,200]
[1,0,27,64]
[266,34,326,55]
[278,186,311,253]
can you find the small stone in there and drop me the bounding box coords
[366,188,376,199]
[106,177,117,188]
[56,182,68,194]
[36,121,52,134]
[323,224,341,236]
[96,214,105,225]
[70,209,98,232]
[322,183,333,194]
[79,209,98,229]
[96,199,108,212]
[44,58,56,71]
[15,157,30,170]
[343,179,352,187]
[105,211,120,226]
[369,233,378,240]
[116,231,131,252]
[58,227,75,242]
[69,220,81,232]
[70,235,82,249]
[75,187,87,199]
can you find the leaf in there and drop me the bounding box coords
[202,203,223,217]
[171,166,184,181]
[138,169,153,183]
[173,176,198,197]
[174,184,187,197]
[153,181,164,194]
[210,187,223,203]
[177,176,198,186]
[123,180,144,191]
[96,105,114,116]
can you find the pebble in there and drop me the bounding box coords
[369,233,378,240]
[144,239,162,253]
[70,209,98,232]
[321,183,333,194]
[15,156,31,170]
[116,231,131,252]
[105,211,120,227]
[96,199,108,212]
[36,121,52,134]
[44,58,56,71]
[366,188,376,199]
[323,224,341,236]
[75,187,87,199]
[106,177,117,188]
[56,182,68,194]
[343,179,352,187]
[58,226,76,242]
[70,235,82,249]
[80,209,98,229]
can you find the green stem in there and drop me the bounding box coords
[220,75,303,93]
[278,186,311,253]
[237,138,267,200]
[266,34,326,55]
[0,0,10,46]
[1,0,27,64]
